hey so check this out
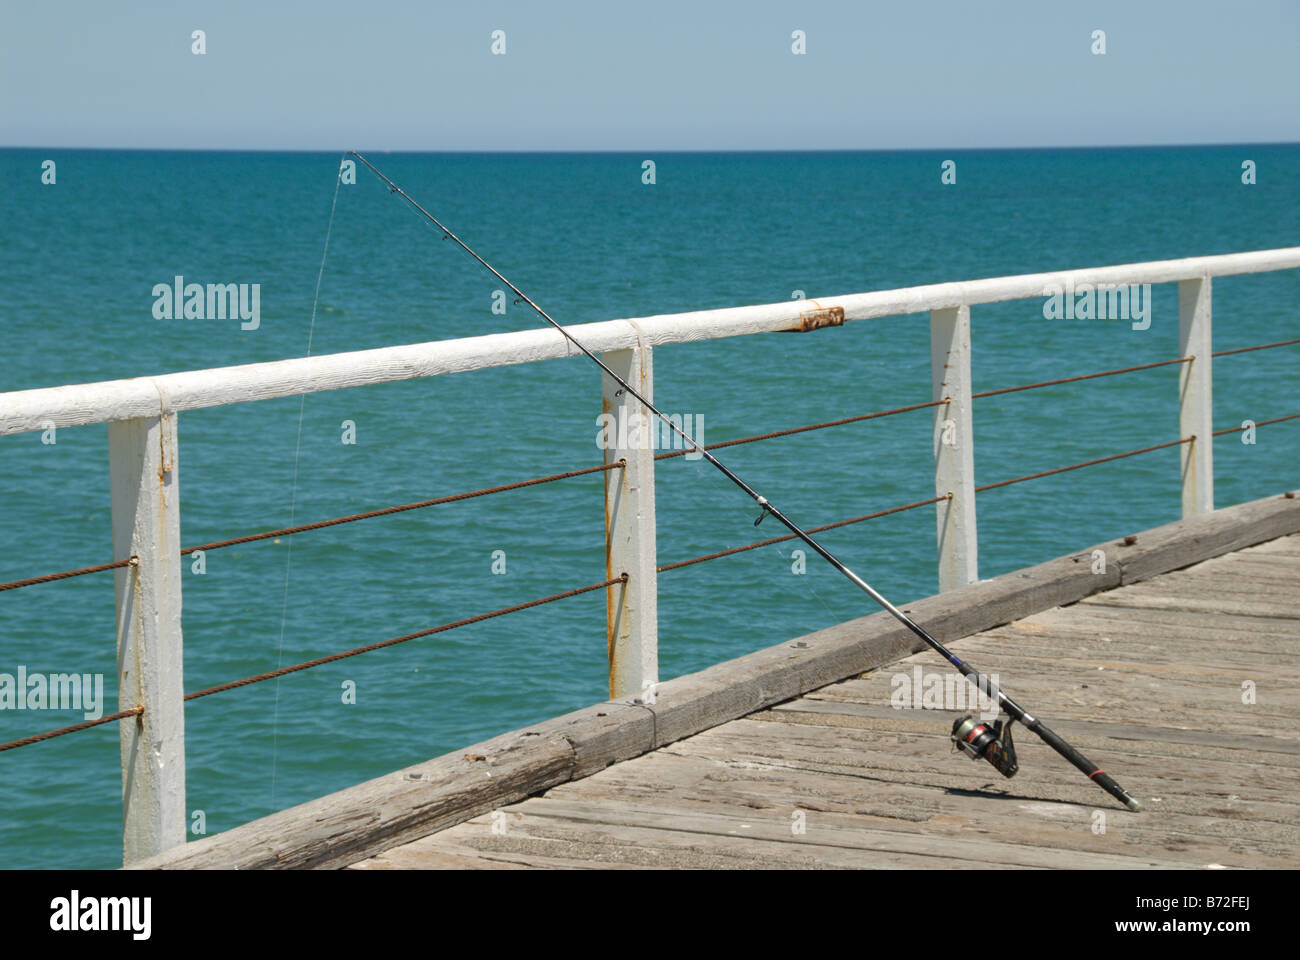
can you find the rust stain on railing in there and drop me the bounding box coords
[789,305,845,332]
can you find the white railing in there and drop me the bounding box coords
[3,247,1298,864]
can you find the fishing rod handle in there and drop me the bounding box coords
[1028,718,1143,812]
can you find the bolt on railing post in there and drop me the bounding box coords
[930,304,979,591]
[1178,276,1214,517]
[109,411,186,865]
[600,340,659,701]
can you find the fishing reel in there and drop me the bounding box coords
[951,714,1019,778]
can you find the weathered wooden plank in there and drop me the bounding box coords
[808,673,1299,740]
[1019,604,1300,647]
[538,750,1299,864]
[1246,535,1300,555]
[671,719,1300,806]
[1080,592,1299,619]
[350,838,656,870]
[566,744,1299,829]
[930,619,1300,673]
[437,797,1203,869]
[1115,495,1300,583]
[1218,550,1300,569]
[767,699,1300,757]
[368,809,1026,870]
[1167,550,1300,573]
[950,632,1300,674]
[989,606,1300,648]
[814,643,1300,700]
[1102,552,1299,598]
[129,701,658,869]
[918,644,1300,693]
[1116,573,1300,601]
[129,725,577,869]
[351,845,535,870]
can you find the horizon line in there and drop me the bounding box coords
[2,139,1298,155]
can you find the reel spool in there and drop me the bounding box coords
[951,715,1019,778]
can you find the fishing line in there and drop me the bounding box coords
[350,151,1143,812]
[770,539,851,625]
[269,155,343,805]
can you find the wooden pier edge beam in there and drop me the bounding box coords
[126,490,1300,871]
[1179,276,1214,518]
[930,304,978,591]
[600,329,659,701]
[109,408,187,865]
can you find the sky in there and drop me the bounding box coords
[2,0,1297,151]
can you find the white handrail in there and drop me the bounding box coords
[3,247,1298,436]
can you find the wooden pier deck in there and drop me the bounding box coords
[352,534,1300,870]
[130,493,1300,870]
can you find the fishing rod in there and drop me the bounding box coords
[349,150,1142,813]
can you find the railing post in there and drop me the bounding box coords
[1178,276,1214,517]
[600,339,659,701]
[930,304,979,591]
[109,410,186,864]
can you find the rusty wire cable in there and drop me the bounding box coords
[971,356,1192,399]
[0,576,625,753]
[652,356,1205,458]
[0,706,142,754]
[1212,413,1300,436]
[651,353,1212,462]
[975,437,1194,492]
[0,557,136,594]
[658,495,948,572]
[1212,337,1300,358]
[0,463,624,593]
[183,575,625,702]
[977,413,1297,494]
[182,460,624,554]
[654,398,946,461]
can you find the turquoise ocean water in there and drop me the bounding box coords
[0,147,1296,868]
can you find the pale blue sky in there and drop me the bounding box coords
[3,0,1297,150]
